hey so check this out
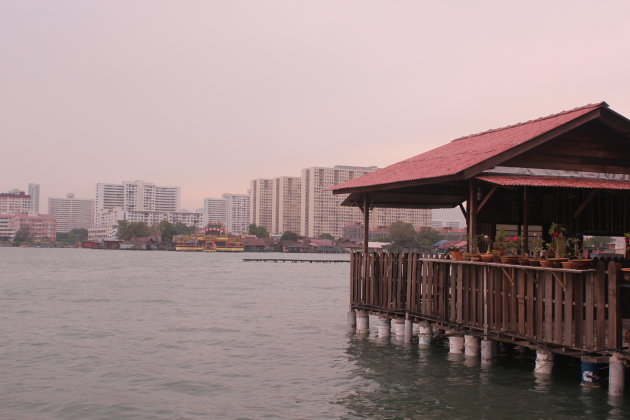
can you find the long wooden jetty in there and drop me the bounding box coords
[243,257,348,263]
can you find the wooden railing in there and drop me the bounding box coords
[350,253,623,353]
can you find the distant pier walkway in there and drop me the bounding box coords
[243,257,349,263]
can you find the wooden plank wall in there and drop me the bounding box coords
[350,253,623,353]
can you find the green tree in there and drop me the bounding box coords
[389,221,418,248]
[116,220,151,241]
[14,224,32,242]
[319,233,335,240]
[281,231,299,241]
[416,227,444,252]
[248,223,269,238]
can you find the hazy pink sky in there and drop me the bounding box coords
[2,1,629,214]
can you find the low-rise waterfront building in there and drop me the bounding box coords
[0,213,57,242]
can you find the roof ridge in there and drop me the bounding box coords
[451,102,607,142]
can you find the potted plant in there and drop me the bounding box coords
[449,246,464,261]
[528,233,544,266]
[479,234,495,262]
[469,234,482,261]
[492,227,507,262]
[568,237,593,270]
[501,235,521,265]
[546,223,568,268]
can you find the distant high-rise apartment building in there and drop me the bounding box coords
[300,165,431,238]
[96,180,180,212]
[203,197,227,227]
[48,193,94,233]
[0,191,32,214]
[301,165,378,238]
[224,193,249,234]
[249,179,273,232]
[124,210,203,228]
[28,183,40,213]
[271,176,301,235]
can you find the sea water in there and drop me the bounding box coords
[1,248,628,419]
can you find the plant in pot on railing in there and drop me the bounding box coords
[500,235,521,265]
[492,227,507,262]
[544,223,568,268]
[528,233,544,266]
[469,234,483,262]
[566,237,593,270]
[449,246,464,261]
[479,234,494,262]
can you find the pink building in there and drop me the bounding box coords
[0,214,57,242]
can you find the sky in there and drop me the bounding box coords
[1,1,629,220]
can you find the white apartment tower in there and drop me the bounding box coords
[48,193,94,233]
[224,193,249,234]
[28,183,40,213]
[300,165,432,238]
[301,166,377,238]
[203,197,227,227]
[249,179,273,233]
[271,176,301,235]
[96,180,180,212]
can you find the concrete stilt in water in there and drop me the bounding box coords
[609,353,625,396]
[534,349,554,375]
[580,357,602,387]
[347,310,356,330]
[356,310,369,332]
[393,319,405,338]
[377,316,391,337]
[448,333,464,354]
[481,339,495,365]
[418,322,432,347]
[464,335,480,357]
[404,318,413,343]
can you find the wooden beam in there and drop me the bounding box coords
[476,185,498,213]
[573,190,598,218]
[523,186,529,254]
[459,203,468,220]
[468,179,477,253]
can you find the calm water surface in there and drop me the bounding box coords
[1,248,629,419]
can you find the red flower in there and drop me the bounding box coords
[552,232,559,238]
[513,236,518,241]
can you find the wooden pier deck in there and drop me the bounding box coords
[350,252,629,360]
[243,257,349,263]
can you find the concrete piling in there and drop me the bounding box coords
[418,322,432,347]
[377,316,391,337]
[480,339,495,365]
[534,350,554,375]
[609,353,625,396]
[448,333,464,354]
[356,310,369,332]
[464,335,480,357]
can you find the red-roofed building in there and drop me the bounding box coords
[332,102,630,247]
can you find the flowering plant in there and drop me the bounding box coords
[506,235,520,256]
[548,223,567,258]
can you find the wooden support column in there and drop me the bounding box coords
[468,179,477,253]
[523,186,529,255]
[362,193,370,303]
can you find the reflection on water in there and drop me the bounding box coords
[342,330,630,419]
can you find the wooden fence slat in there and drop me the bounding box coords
[595,264,606,350]
[554,274,563,344]
[608,261,621,350]
[527,271,535,337]
[544,272,554,342]
[563,275,574,347]
[585,268,595,350]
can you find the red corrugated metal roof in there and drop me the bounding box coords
[332,102,606,192]
[476,174,630,190]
